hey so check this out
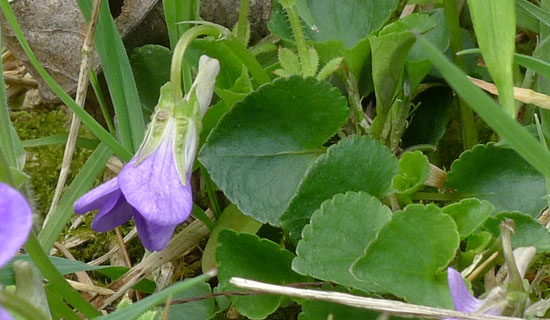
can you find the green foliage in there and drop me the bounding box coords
[298,294,383,320]
[392,151,431,197]
[280,136,398,243]
[199,76,348,225]
[484,212,550,253]
[468,0,516,117]
[401,86,453,148]
[305,0,399,48]
[445,144,546,218]
[201,204,262,273]
[8,0,550,318]
[443,198,494,240]
[351,204,459,308]
[217,230,310,319]
[293,192,391,293]
[130,45,172,120]
[167,282,216,320]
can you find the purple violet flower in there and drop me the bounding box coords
[447,247,535,318]
[74,56,220,252]
[0,182,33,320]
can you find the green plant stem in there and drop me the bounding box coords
[0,290,50,320]
[442,0,478,149]
[201,165,222,218]
[24,232,101,318]
[280,0,315,77]
[0,0,132,161]
[236,0,251,44]
[170,25,225,101]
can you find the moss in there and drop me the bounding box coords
[11,108,93,217]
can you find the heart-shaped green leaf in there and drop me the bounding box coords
[268,0,399,48]
[199,76,348,225]
[293,192,391,293]
[445,143,546,218]
[351,204,458,308]
[217,230,310,319]
[280,135,398,243]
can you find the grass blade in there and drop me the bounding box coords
[77,0,145,153]
[97,271,215,320]
[516,0,550,28]
[25,233,101,318]
[21,135,99,149]
[164,0,200,50]
[416,34,550,178]
[0,27,24,169]
[468,0,516,118]
[38,142,112,251]
[460,48,550,80]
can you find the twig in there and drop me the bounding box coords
[66,279,115,295]
[160,282,327,306]
[230,278,541,320]
[114,227,132,267]
[44,0,102,226]
[400,4,416,19]
[469,76,550,110]
[467,251,499,282]
[88,228,137,266]
[54,241,95,288]
[2,73,37,87]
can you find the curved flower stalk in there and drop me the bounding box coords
[0,182,33,319]
[74,55,220,251]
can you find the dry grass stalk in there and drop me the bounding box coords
[230,277,537,320]
[44,0,102,226]
[469,76,550,110]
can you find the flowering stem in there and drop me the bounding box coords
[170,25,223,102]
[500,219,523,292]
[280,0,315,77]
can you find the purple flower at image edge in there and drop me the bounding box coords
[74,125,193,252]
[446,267,501,319]
[0,182,33,320]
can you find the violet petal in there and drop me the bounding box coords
[448,267,484,313]
[118,135,193,226]
[0,183,32,268]
[90,191,134,232]
[74,178,120,214]
[133,213,176,251]
[0,306,14,320]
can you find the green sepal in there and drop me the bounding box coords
[174,92,202,185]
[135,83,176,164]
